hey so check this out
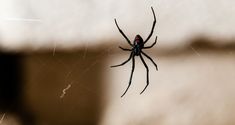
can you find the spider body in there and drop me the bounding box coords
[133,35,144,56]
[111,7,158,97]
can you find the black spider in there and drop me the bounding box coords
[111,7,158,97]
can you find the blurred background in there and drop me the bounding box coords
[0,0,235,125]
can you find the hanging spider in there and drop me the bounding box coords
[111,6,158,97]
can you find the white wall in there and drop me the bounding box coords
[0,0,235,50]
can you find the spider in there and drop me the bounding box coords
[111,7,158,97]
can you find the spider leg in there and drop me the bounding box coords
[121,56,135,97]
[144,7,156,44]
[119,46,132,51]
[139,54,149,94]
[141,51,158,71]
[143,36,157,49]
[115,19,133,47]
[110,52,133,68]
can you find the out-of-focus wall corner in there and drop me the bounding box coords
[0,46,113,125]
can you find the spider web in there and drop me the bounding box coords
[52,42,117,99]
[0,113,5,124]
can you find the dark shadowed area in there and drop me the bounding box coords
[0,53,35,125]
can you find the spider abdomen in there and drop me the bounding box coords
[134,45,141,56]
[133,35,144,56]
